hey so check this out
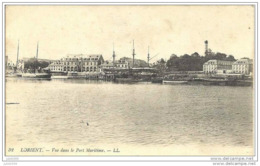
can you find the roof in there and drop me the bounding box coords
[100,63,114,67]
[204,59,234,65]
[63,54,103,61]
[66,54,102,58]
[233,58,253,65]
[115,60,128,64]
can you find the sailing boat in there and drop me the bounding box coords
[22,42,51,79]
[6,40,22,77]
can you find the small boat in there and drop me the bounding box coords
[162,80,188,84]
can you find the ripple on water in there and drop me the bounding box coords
[6,79,253,148]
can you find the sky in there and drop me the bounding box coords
[5,5,255,63]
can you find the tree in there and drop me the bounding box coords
[226,55,236,61]
[154,58,166,75]
[191,52,200,58]
[170,54,178,59]
[24,58,50,71]
[214,52,227,60]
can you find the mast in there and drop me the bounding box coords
[132,40,135,68]
[147,46,150,67]
[36,41,39,59]
[112,43,115,66]
[35,42,39,73]
[16,40,19,69]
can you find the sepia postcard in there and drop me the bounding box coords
[2,1,258,164]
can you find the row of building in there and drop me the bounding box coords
[10,40,253,76]
[48,54,129,73]
[203,58,253,75]
[49,54,253,76]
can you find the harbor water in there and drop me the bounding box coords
[5,78,254,155]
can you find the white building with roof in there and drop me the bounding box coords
[232,58,253,75]
[48,54,104,73]
[203,60,234,74]
[100,59,129,70]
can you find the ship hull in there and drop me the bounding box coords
[22,73,51,79]
[163,80,188,84]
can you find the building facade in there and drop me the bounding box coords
[203,60,234,74]
[100,61,114,69]
[115,59,129,69]
[49,54,104,73]
[232,58,253,75]
[49,60,63,72]
[100,59,129,70]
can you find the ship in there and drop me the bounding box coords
[22,42,51,79]
[22,73,51,79]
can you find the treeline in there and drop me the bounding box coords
[166,52,236,71]
[24,58,50,70]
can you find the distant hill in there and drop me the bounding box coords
[119,57,148,67]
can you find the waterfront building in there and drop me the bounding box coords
[100,60,129,70]
[203,60,234,74]
[115,59,129,69]
[49,54,104,73]
[232,58,253,75]
[102,44,129,70]
[49,60,63,72]
[100,61,114,69]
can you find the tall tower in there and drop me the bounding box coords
[147,46,150,67]
[205,40,208,56]
[16,40,19,68]
[132,40,135,68]
[112,43,116,66]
